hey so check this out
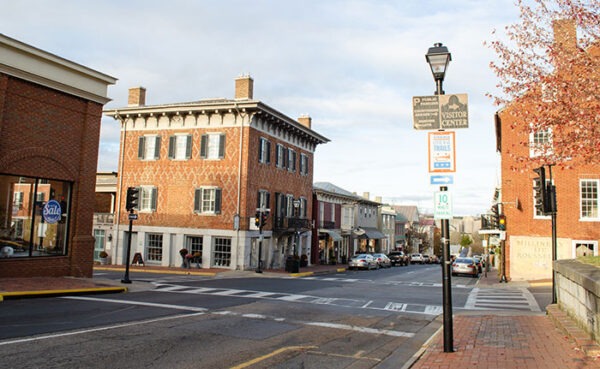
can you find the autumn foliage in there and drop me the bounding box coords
[486,0,600,169]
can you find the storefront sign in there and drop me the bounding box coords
[42,200,62,224]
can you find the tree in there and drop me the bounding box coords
[487,0,600,169]
[460,234,473,248]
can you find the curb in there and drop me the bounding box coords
[0,286,128,301]
[289,267,346,278]
[94,266,218,277]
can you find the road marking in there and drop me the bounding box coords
[304,322,415,338]
[230,346,318,369]
[0,312,206,346]
[464,288,541,312]
[62,296,208,312]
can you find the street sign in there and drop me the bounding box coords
[434,191,453,220]
[128,213,138,220]
[430,174,454,185]
[428,131,456,173]
[413,93,469,130]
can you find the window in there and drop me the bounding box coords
[138,136,161,160]
[286,194,294,216]
[573,241,597,257]
[168,135,192,160]
[146,233,163,262]
[200,133,225,159]
[287,148,296,172]
[258,137,271,164]
[529,128,552,157]
[213,237,231,267]
[93,229,105,261]
[299,197,307,218]
[139,186,157,212]
[0,174,71,258]
[580,180,599,220]
[276,144,286,169]
[194,187,222,214]
[186,236,203,256]
[257,190,270,210]
[300,154,309,176]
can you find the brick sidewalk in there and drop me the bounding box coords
[411,315,599,369]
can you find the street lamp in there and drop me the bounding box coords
[426,42,454,353]
[425,43,451,95]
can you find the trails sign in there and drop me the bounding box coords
[413,93,468,130]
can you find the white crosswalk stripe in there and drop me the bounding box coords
[464,287,541,312]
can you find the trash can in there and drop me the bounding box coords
[285,256,300,273]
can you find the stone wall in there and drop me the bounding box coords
[554,259,600,343]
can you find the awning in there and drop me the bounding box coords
[319,229,343,241]
[353,227,386,239]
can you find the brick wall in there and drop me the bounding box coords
[0,74,102,278]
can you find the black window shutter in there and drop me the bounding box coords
[200,135,207,158]
[138,137,145,159]
[194,189,201,212]
[218,134,226,158]
[258,138,263,162]
[215,189,222,214]
[151,188,157,211]
[168,136,176,159]
[154,137,161,159]
[266,141,271,164]
[185,135,192,159]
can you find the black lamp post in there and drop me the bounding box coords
[426,42,453,353]
[293,199,301,256]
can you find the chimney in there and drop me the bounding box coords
[363,192,370,200]
[128,87,146,107]
[553,19,577,52]
[298,115,312,129]
[375,196,382,203]
[235,75,253,100]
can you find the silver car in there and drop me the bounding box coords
[372,253,392,268]
[348,254,376,270]
[451,257,479,278]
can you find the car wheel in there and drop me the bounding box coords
[473,273,479,278]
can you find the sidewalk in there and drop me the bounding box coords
[407,269,600,369]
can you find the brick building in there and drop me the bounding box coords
[496,20,600,280]
[104,76,328,270]
[0,34,116,277]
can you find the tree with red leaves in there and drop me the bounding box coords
[487,0,600,169]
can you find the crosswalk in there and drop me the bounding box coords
[464,287,541,312]
[153,283,444,316]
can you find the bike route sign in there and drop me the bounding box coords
[428,131,456,173]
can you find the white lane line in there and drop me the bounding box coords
[62,296,209,312]
[303,322,415,338]
[0,312,206,346]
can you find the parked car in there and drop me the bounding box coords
[451,257,479,278]
[430,255,440,264]
[387,251,408,266]
[410,253,424,264]
[372,253,392,268]
[348,254,376,270]
[472,255,484,273]
[422,254,431,264]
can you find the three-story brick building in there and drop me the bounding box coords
[104,76,328,270]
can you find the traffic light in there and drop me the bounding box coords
[254,211,261,227]
[533,166,547,214]
[261,211,269,227]
[126,187,139,211]
[490,204,499,228]
[498,214,506,231]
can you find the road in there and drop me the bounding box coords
[0,264,546,369]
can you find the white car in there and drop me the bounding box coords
[410,253,424,264]
[348,254,377,270]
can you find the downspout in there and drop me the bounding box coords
[113,112,126,264]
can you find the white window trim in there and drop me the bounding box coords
[579,179,600,221]
[529,127,553,158]
[198,186,221,214]
[139,185,157,213]
[571,240,598,258]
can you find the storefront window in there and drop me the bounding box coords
[0,174,71,258]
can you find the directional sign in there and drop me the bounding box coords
[430,175,454,185]
[434,191,453,220]
[428,131,456,173]
[413,93,469,130]
[128,213,138,220]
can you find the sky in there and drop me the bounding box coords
[1,0,521,216]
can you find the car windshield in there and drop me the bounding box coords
[353,254,369,259]
[456,258,473,263]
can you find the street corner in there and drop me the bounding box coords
[0,286,128,301]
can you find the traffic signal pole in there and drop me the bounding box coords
[121,209,134,284]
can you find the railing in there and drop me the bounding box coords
[480,214,497,230]
[320,220,336,229]
[94,213,115,225]
[274,216,311,232]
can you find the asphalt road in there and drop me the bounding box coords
[0,264,540,369]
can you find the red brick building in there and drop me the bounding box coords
[104,76,328,270]
[496,21,600,280]
[0,34,116,277]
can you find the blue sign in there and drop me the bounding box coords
[430,175,454,185]
[42,200,62,224]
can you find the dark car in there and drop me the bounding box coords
[387,251,408,266]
